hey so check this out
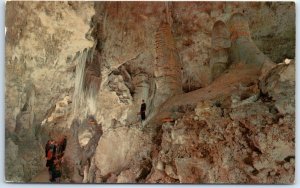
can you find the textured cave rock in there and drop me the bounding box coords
[260,59,295,115]
[153,22,183,107]
[147,61,294,183]
[5,1,95,182]
[5,1,295,184]
[94,127,151,179]
[210,20,231,81]
[83,49,102,94]
[228,13,276,73]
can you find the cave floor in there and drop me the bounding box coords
[31,168,50,183]
[31,167,69,183]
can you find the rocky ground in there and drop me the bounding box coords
[145,61,295,184]
[5,1,295,184]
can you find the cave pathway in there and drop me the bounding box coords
[31,168,50,183]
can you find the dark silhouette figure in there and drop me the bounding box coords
[46,140,59,182]
[140,100,146,121]
[45,140,51,159]
[45,136,67,183]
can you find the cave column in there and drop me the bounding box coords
[228,13,276,74]
[210,21,231,81]
[153,22,182,108]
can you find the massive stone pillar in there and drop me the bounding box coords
[154,22,182,107]
[210,20,231,81]
[228,13,275,73]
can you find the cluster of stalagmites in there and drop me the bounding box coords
[5,1,294,184]
[73,61,294,184]
[210,13,275,81]
[147,61,294,183]
[71,13,294,184]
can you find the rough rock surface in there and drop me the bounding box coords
[94,127,152,178]
[210,20,230,81]
[5,1,95,182]
[146,61,295,183]
[154,22,183,107]
[5,1,295,184]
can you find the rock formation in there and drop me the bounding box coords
[154,22,182,107]
[210,20,231,81]
[228,13,276,75]
[146,60,295,183]
[4,1,295,184]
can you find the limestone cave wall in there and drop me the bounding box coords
[5,1,295,183]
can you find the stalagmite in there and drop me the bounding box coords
[210,20,231,81]
[154,22,182,107]
[228,13,275,73]
[4,1,295,184]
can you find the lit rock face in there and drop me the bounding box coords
[210,21,231,80]
[153,22,183,107]
[172,2,295,89]
[4,1,295,184]
[94,127,152,180]
[5,1,95,182]
[5,1,95,132]
[44,96,72,124]
[228,13,275,69]
[260,60,295,115]
[146,61,295,184]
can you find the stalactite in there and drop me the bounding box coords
[84,50,101,95]
[73,49,88,115]
[72,46,101,116]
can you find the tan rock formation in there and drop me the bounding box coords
[228,13,276,71]
[94,127,151,174]
[154,22,182,107]
[4,1,295,184]
[147,61,294,184]
[5,1,95,182]
[210,20,231,81]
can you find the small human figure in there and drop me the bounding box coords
[140,100,146,122]
[45,137,67,182]
[46,140,57,182]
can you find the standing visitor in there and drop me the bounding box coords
[140,100,146,122]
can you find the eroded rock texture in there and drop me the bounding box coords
[5,1,95,182]
[147,61,295,183]
[154,22,182,107]
[5,1,295,184]
[210,20,230,81]
[228,13,275,71]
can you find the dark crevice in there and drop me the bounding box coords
[284,156,295,162]
[182,85,202,93]
[259,91,273,102]
[136,159,152,182]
